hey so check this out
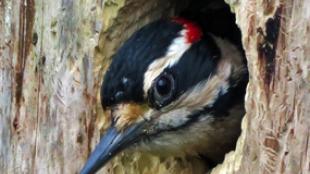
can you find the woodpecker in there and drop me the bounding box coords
[81,17,247,174]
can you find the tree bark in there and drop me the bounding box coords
[212,0,310,173]
[0,0,309,174]
[0,0,104,173]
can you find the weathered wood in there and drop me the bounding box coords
[0,0,309,173]
[0,0,194,173]
[212,0,310,173]
[0,0,104,173]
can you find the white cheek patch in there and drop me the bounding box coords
[211,35,245,82]
[166,35,244,112]
[167,70,230,113]
[148,71,230,131]
[143,34,245,132]
[155,108,192,130]
[143,30,191,97]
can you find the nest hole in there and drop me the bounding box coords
[99,0,246,173]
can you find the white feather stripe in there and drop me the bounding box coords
[143,29,190,96]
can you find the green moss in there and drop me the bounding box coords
[102,0,126,31]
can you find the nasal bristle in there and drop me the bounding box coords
[172,17,203,44]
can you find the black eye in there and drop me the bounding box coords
[114,91,124,102]
[156,76,172,96]
[150,73,175,108]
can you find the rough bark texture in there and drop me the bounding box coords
[0,0,104,173]
[212,0,310,173]
[0,0,309,174]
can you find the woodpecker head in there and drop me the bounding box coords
[81,18,247,174]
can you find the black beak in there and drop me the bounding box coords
[80,121,146,174]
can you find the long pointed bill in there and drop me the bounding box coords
[80,121,146,174]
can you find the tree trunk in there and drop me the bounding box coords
[0,0,309,174]
[212,0,310,173]
[0,0,104,173]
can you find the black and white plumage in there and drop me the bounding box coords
[81,16,248,174]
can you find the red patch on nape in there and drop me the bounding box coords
[172,17,203,44]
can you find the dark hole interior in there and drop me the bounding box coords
[158,0,247,168]
[100,0,246,173]
[176,0,244,54]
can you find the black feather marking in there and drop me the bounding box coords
[148,34,221,109]
[146,80,247,142]
[146,67,248,139]
[101,19,183,107]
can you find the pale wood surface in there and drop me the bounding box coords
[212,0,310,173]
[0,0,309,174]
[0,0,104,173]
